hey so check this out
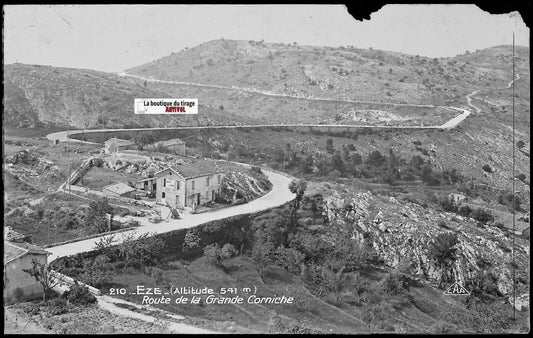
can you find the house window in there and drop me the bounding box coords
[191,180,195,190]
[176,181,180,190]
[206,177,210,186]
[162,192,166,198]
[163,178,166,187]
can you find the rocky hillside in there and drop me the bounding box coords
[3,64,254,129]
[318,183,529,301]
[127,40,528,106]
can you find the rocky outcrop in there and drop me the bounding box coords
[322,191,529,297]
[219,171,273,203]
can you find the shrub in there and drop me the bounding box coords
[457,205,472,217]
[481,164,492,173]
[203,243,236,266]
[440,199,458,213]
[437,220,450,229]
[250,166,263,175]
[13,287,25,302]
[182,229,201,251]
[63,283,97,305]
[46,297,69,315]
[471,208,494,224]
[22,303,40,316]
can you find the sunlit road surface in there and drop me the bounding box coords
[46,169,295,262]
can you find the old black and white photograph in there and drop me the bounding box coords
[3,4,530,334]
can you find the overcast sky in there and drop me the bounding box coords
[3,4,529,73]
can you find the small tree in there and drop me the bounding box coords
[251,239,275,282]
[182,228,201,252]
[289,179,307,210]
[429,233,459,288]
[325,139,334,154]
[203,243,236,266]
[132,134,155,151]
[84,197,113,233]
[274,246,304,274]
[23,259,63,302]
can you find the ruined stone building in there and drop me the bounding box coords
[104,137,135,154]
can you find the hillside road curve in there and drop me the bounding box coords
[45,168,295,262]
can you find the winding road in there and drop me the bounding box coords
[44,69,508,260]
[46,168,294,262]
[119,72,443,108]
[38,71,520,333]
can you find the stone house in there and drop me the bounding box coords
[104,137,135,154]
[4,241,51,304]
[153,163,224,210]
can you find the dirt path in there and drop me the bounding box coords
[507,73,520,89]
[4,308,50,334]
[97,295,217,334]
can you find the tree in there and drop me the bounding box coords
[23,259,63,302]
[253,211,291,247]
[182,228,201,252]
[132,134,155,151]
[331,151,346,175]
[325,138,334,154]
[319,260,347,302]
[409,155,425,171]
[429,233,459,288]
[78,255,113,288]
[362,304,386,333]
[251,237,275,281]
[366,150,386,168]
[203,243,236,266]
[84,197,113,233]
[274,246,304,274]
[219,105,224,111]
[289,179,307,211]
[300,154,314,174]
[516,140,525,149]
[115,232,164,267]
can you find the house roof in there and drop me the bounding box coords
[155,160,224,179]
[158,138,185,147]
[4,241,50,264]
[137,177,156,183]
[103,182,136,195]
[104,137,135,147]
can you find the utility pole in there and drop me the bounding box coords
[282,149,287,172]
[511,33,516,324]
